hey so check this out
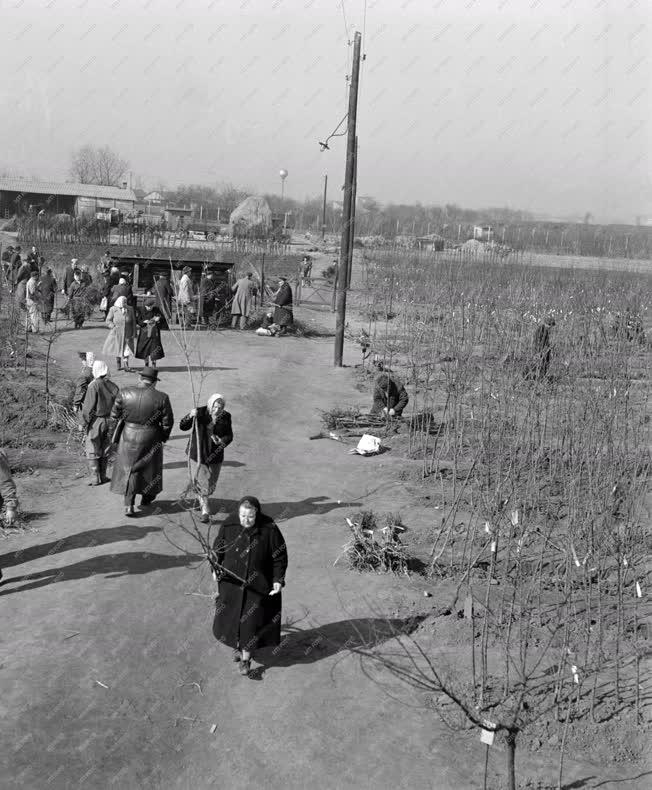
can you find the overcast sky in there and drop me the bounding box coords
[0,0,649,223]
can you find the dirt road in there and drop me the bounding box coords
[0,307,645,789]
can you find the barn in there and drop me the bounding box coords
[0,177,136,219]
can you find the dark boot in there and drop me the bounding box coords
[86,460,101,486]
[116,356,122,371]
[99,457,110,484]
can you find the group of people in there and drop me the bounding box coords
[231,271,294,335]
[2,245,58,332]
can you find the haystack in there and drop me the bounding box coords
[229,195,272,233]
[461,238,485,254]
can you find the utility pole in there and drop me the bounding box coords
[334,30,362,367]
[321,174,328,240]
[346,136,358,288]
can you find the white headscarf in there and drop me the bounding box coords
[118,277,127,285]
[114,296,127,309]
[92,360,108,379]
[85,352,95,366]
[207,393,224,412]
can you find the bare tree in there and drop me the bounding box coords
[69,145,129,186]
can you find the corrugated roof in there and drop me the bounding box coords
[0,177,136,202]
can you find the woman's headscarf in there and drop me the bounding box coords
[118,277,127,285]
[238,495,261,514]
[207,393,225,412]
[114,296,127,309]
[92,360,108,379]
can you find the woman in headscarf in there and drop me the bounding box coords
[81,360,119,485]
[179,394,233,523]
[212,496,288,677]
[103,295,136,371]
[67,268,90,329]
[135,294,165,368]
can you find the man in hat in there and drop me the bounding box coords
[73,353,96,413]
[81,360,119,486]
[230,271,256,329]
[177,266,194,328]
[109,367,174,516]
[62,258,79,296]
[272,276,293,335]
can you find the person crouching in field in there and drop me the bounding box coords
[81,360,119,486]
[370,371,409,418]
[255,312,281,336]
[212,496,288,678]
[179,394,233,523]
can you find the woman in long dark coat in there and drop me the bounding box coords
[38,268,57,324]
[272,277,293,335]
[212,496,288,677]
[135,295,165,367]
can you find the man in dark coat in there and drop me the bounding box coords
[370,372,409,417]
[272,276,293,335]
[27,246,41,274]
[109,367,174,516]
[38,268,57,324]
[199,272,217,325]
[212,496,288,677]
[153,274,173,330]
[62,258,78,296]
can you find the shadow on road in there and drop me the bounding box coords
[248,615,427,677]
[0,549,201,596]
[0,524,163,570]
[163,460,246,470]
[156,365,237,373]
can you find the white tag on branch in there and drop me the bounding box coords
[623,557,628,568]
[636,581,642,598]
[480,721,495,745]
[571,665,579,684]
[510,510,519,526]
[484,522,492,534]
[571,544,580,567]
[490,541,497,553]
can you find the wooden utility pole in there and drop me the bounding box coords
[321,174,328,240]
[346,136,358,288]
[334,30,362,367]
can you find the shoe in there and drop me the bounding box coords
[239,659,251,677]
[232,650,241,663]
[86,460,101,486]
[125,506,136,517]
[199,512,209,524]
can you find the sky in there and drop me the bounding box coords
[0,0,649,224]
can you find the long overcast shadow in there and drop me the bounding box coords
[156,365,236,372]
[0,524,163,570]
[163,460,245,470]
[250,616,427,673]
[0,550,201,596]
[216,496,358,522]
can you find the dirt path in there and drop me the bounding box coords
[0,308,646,789]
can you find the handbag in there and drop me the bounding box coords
[111,419,125,445]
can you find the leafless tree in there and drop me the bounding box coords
[69,145,128,187]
